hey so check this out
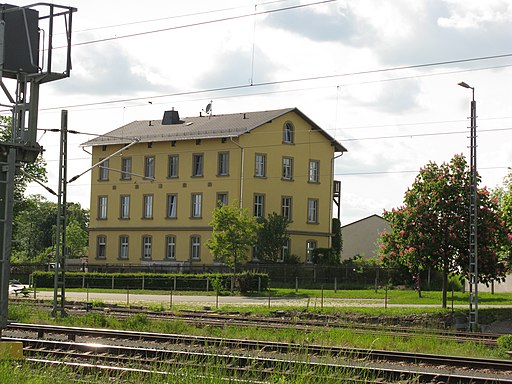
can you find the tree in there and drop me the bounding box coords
[0,116,48,205]
[12,195,90,263]
[380,155,511,308]
[255,212,290,263]
[493,169,512,261]
[206,204,261,273]
[332,218,343,259]
[65,219,88,258]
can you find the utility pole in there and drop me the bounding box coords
[52,110,68,317]
[459,81,478,331]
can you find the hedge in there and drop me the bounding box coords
[32,271,269,293]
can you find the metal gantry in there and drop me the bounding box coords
[0,3,76,335]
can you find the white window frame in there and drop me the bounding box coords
[254,194,265,218]
[283,122,294,144]
[216,192,228,207]
[121,157,131,180]
[281,196,292,221]
[282,157,293,180]
[280,238,290,262]
[255,153,266,177]
[307,198,318,224]
[309,160,319,183]
[98,196,108,219]
[217,152,229,176]
[306,240,317,263]
[190,236,201,260]
[119,235,129,259]
[191,193,202,218]
[168,154,179,178]
[142,235,152,259]
[192,153,203,177]
[143,194,153,219]
[99,158,109,181]
[166,235,176,260]
[97,235,106,259]
[144,156,155,179]
[120,195,130,219]
[167,194,177,218]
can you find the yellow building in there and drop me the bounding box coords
[82,108,347,268]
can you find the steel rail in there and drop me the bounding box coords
[5,323,512,372]
[6,337,512,384]
[10,301,501,345]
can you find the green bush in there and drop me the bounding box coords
[497,335,512,351]
[31,271,269,292]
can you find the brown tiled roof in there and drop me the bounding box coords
[82,107,347,152]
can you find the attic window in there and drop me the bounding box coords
[148,142,153,148]
[195,139,201,145]
[101,145,107,151]
[221,138,227,143]
[171,141,177,147]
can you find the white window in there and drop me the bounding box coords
[120,195,130,219]
[97,236,106,259]
[99,158,109,181]
[168,155,179,178]
[255,153,266,177]
[306,240,317,263]
[98,196,108,219]
[192,154,203,176]
[167,194,177,218]
[309,160,319,183]
[281,196,292,221]
[281,239,290,262]
[216,192,228,207]
[282,157,293,180]
[254,194,264,218]
[142,235,152,259]
[191,193,202,218]
[283,122,294,144]
[166,235,176,260]
[218,152,229,176]
[121,157,131,180]
[119,236,129,259]
[191,236,201,260]
[143,194,153,219]
[144,156,155,179]
[307,198,318,223]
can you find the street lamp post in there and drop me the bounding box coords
[458,81,478,331]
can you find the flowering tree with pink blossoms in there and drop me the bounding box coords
[380,155,511,308]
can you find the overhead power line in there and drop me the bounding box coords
[34,53,512,113]
[69,0,337,47]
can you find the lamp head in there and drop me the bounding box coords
[458,81,472,89]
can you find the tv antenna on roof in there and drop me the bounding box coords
[203,100,213,118]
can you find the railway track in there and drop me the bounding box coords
[12,300,503,345]
[4,323,512,383]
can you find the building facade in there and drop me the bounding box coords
[83,108,346,268]
[341,214,390,260]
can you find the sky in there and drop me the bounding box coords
[4,0,512,225]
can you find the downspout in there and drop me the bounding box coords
[230,137,244,208]
[329,151,344,248]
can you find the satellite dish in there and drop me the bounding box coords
[205,102,212,114]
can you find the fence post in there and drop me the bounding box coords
[127,286,130,307]
[170,290,173,310]
[142,275,145,290]
[82,274,85,289]
[321,284,324,310]
[295,276,298,293]
[112,275,115,290]
[33,283,37,300]
[173,276,177,291]
[206,277,209,292]
[258,276,261,292]
[334,277,337,293]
